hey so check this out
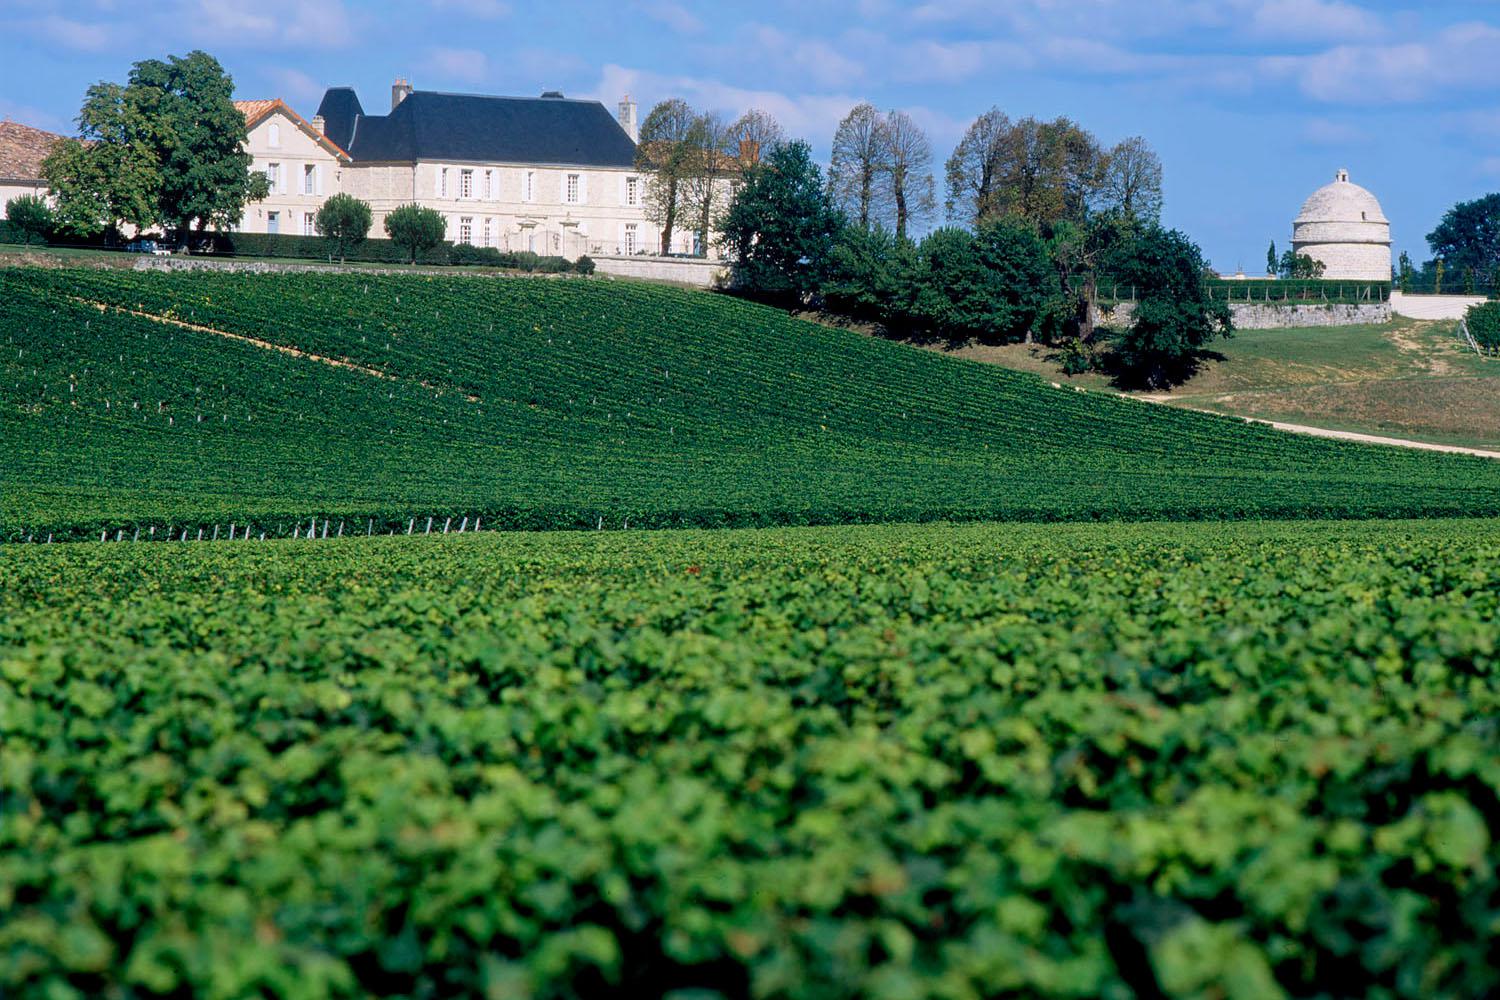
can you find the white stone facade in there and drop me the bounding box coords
[235,101,350,236]
[342,161,689,258]
[1290,170,1392,282]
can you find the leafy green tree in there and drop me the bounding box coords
[911,221,1053,343]
[945,110,1108,227]
[314,193,373,263]
[1426,193,1500,277]
[383,204,446,264]
[719,141,844,305]
[1435,258,1445,294]
[5,195,54,245]
[820,224,919,326]
[41,52,261,247]
[42,82,163,237]
[1278,250,1326,279]
[1107,225,1232,388]
[1397,251,1414,291]
[1267,241,1278,277]
[130,52,260,246]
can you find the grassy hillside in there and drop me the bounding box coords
[934,318,1500,450]
[5,266,1500,538]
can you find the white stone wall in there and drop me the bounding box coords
[1102,301,1391,329]
[238,112,345,235]
[592,254,728,287]
[0,180,48,219]
[1289,240,1392,282]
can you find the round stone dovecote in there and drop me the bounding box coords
[1290,169,1392,281]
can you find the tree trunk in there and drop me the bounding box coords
[894,182,908,240]
[1079,272,1097,344]
[661,177,678,256]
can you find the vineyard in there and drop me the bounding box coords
[3,519,1497,997]
[5,265,1500,539]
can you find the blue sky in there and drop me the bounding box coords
[3,0,1499,270]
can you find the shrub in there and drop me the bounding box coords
[574,254,596,275]
[4,194,54,245]
[820,224,919,327]
[314,193,373,263]
[383,204,447,264]
[1465,301,1500,354]
[910,221,1053,344]
[1108,226,1233,388]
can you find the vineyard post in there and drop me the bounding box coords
[230,523,236,540]
[47,534,53,544]
[321,520,329,539]
[425,517,433,534]
[197,528,203,541]
[459,516,468,533]
[213,525,219,541]
[367,519,373,536]
[149,527,155,539]
[407,519,414,535]
[443,517,451,534]
[133,528,139,542]
[117,529,123,542]
[474,517,481,532]
[338,521,344,537]
[101,530,107,543]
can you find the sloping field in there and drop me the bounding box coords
[4,266,1500,538]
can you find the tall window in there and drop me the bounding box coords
[459,216,473,245]
[303,164,316,195]
[626,176,639,207]
[303,212,316,236]
[523,170,535,203]
[483,217,494,247]
[624,223,638,255]
[484,169,494,199]
[565,173,580,204]
[460,169,473,199]
[267,211,280,234]
[440,167,449,198]
[268,123,281,148]
[266,162,280,192]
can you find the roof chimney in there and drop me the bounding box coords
[311,114,326,135]
[617,94,638,142]
[392,77,413,111]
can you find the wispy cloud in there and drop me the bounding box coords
[639,1,703,35]
[430,0,511,19]
[28,15,112,52]
[425,46,490,85]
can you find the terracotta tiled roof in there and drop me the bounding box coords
[236,98,351,161]
[0,120,65,181]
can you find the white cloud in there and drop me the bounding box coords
[639,1,703,34]
[1299,117,1369,145]
[430,0,511,18]
[426,46,491,85]
[589,63,862,148]
[265,68,326,105]
[1247,0,1384,43]
[1263,21,1500,104]
[29,15,112,51]
[181,0,355,49]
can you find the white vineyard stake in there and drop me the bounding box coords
[443,517,451,534]
[407,519,414,535]
[459,516,468,533]
[425,517,433,534]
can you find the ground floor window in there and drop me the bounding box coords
[267,211,279,234]
[483,217,494,247]
[459,216,473,245]
[303,213,316,236]
[624,223,638,255]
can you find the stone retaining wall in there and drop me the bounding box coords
[1098,300,1390,330]
[591,254,728,288]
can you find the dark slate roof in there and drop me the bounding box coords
[314,87,364,153]
[315,89,637,168]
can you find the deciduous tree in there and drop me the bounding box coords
[1100,136,1163,223]
[727,109,784,168]
[829,103,889,230]
[881,110,935,239]
[944,107,1011,225]
[1107,226,1232,388]
[42,81,162,236]
[637,98,699,255]
[911,221,1053,344]
[1426,193,1500,277]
